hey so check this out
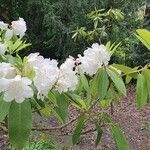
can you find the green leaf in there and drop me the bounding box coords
[40,105,51,117]
[75,77,83,94]
[112,64,138,79]
[12,38,22,51]
[8,101,32,150]
[48,91,58,107]
[99,99,112,108]
[91,68,109,99]
[15,43,31,52]
[95,121,103,147]
[0,96,11,122]
[106,68,126,95]
[80,73,89,92]
[136,74,148,108]
[112,64,132,74]
[136,29,150,50]
[97,68,109,99]
[111,124,129,150]
[142,69,150,96]
[110,85,120,103]
[90,71,99,96]
[66,93,87,110]
[110,42,121,56]
[72,115,85,145]
[54,92,68,124]
[125,75,132,84]
[102,113,112,124]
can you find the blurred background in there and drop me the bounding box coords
[0,0,150,66]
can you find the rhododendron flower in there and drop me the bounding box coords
[0,75,33,103]
[77,43,110,76]
[0,43,7,55]
[56,56,78,93]
[33,59,59,99]
[27,53,44,68]
[0,63,16,79]
[0,21,8,30]
[11,18,27,38]
[5,29,13,40]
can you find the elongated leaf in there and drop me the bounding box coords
[110,42,121,56]
[48,91,58,106]
[91,68,109,99]
[102,113,112,124]
[112,64,138,79]
[99,99,112,108]
[125,75,132,84]
[112,64,132,74]
[106,42,121,56]
[15,43,31,52]
[0,96,11,122]
[75,77,83,94]
[90,70,99,96]
[54,92,68,124]
[12,39,22,51]
[142,69,150,96]
[8,101,32,150]
[111,125,129,150]
[95,122,103,147]
[136,29,150,50]
[80,73,89,92]
[97,68,109,99]
[136,74,148,108]
[40,105,51,117]
[72,115,85,145]
[106,68,126,95]
[110,85,120,103]
[67,93,87,110]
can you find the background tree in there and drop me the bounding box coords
[0,0,149,65]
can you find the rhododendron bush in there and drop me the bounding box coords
[0,18,149,150]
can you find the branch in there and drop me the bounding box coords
[48,128,97,136]
[32,115,80,131]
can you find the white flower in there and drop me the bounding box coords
[27,53,44,68]
[77,43,110,76]
[0,75,33,103]
[56,56,78,93]
[5,29,13,40]
[27,53,61,98]
[11,18,27,38]
[0,43,7,55]
[0,63,16,78]
[33,59,59,99]
[0,21,8,30]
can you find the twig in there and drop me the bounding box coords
[32,115,80,131]
[49,128,97,136]
[32,108,42,113]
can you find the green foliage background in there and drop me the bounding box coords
[0,0,149,65]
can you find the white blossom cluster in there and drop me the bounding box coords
[76,43,110,76]
[0,18,26,55]
[0,19,110,103]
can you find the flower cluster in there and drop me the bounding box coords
[0,18,110,103]
[76,43,110,76]
[0,18,26,55]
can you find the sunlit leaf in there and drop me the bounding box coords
[106,68,126,95]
